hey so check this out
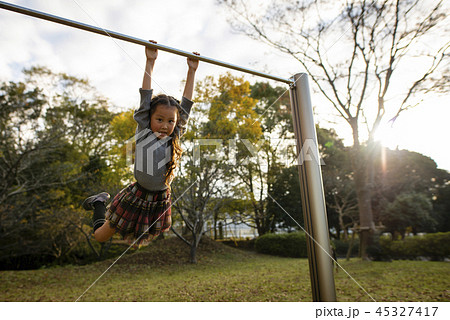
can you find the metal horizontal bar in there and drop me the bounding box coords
[0,1,293,84]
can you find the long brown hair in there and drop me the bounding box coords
[149,94,183,188]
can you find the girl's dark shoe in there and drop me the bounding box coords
[82,192,110,210]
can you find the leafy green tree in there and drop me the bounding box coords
[0,67,118,268]
[319,128,359,240]
[381,192,435,238]
[249,82,294,234]
[372,148,449,231]
[105,110,136,189]
[250,82,292,136]
[268,126,359,239]
[267,165,303,231]
[373,149,449,202]
[0,80,46,208]
[432,183,450,232]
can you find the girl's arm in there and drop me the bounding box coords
[135,41,158,133]
[182,52,200,100]
[142,40,158,90]
[175,53,199,137]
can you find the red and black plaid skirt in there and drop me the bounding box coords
[105,182,171,244]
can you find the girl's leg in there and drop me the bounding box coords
[92,201,116,242]
[93,220,116,242]
[82,192,116,242]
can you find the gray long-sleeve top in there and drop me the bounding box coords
[133,89,193,191]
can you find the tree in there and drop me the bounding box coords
[108,110,136,186]
[381,192,435,238]
[268,126,359,238]
[219,0,449,258]
[249,82,294,234]
[267,165,304,231]
[372,148,449,223]
[371,147,449,238]
[0,80,46,209]
[432,183,450,232]
[318,128,359,240]
[172,74,292,261]
[170,74,248,263]
[0,67,118,268]
[170,136,230,263]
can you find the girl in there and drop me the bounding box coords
[82,42,199,245]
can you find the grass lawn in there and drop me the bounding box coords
[0,237,448,302]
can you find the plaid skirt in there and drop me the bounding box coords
[105,182,171,244]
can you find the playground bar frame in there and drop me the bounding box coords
[0,0,336,302]
[0,1,292,84]
[289,74,337,301]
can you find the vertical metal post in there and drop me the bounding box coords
[289,73,337,302]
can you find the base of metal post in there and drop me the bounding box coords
[289,73,337,302]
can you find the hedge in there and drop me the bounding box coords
[254,232,450,260]
[379,232,450,260]
[332,239,360,257]
[255,232,308,258]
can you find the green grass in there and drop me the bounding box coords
[0,237,448,302]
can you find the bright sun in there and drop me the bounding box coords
[373,123,400,149]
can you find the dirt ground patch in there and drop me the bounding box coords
[113,236,248,266]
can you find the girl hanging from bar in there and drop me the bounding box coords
[82,41,200,245]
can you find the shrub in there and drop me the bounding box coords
[421,233,450,258]
[332,238,360,257]
[255,232,307,258]
[380,232,450,260]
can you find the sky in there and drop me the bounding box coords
[0,0,449,172]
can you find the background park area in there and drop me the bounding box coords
[1,236,449,302]
[1,0,449,302]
